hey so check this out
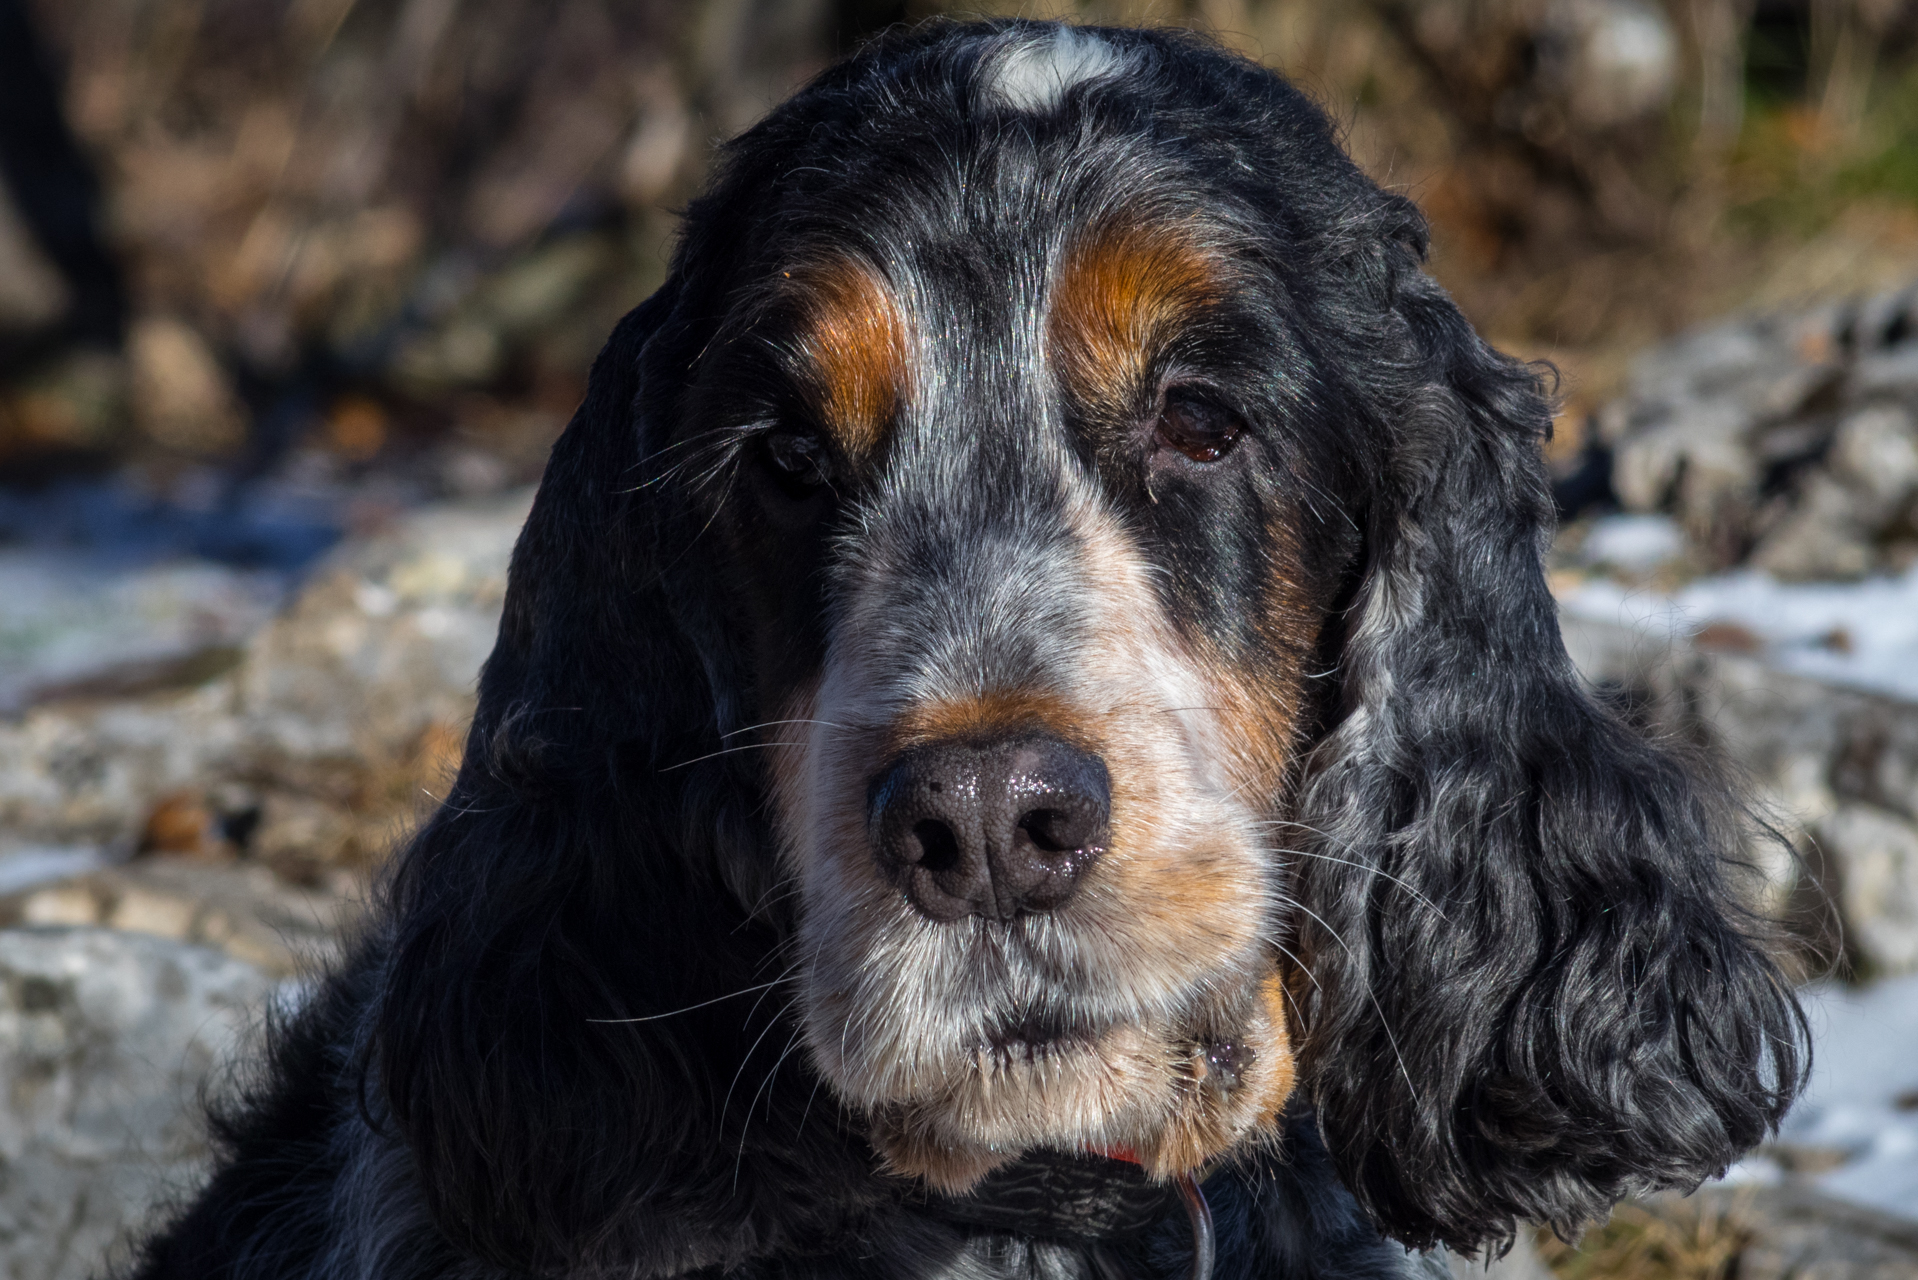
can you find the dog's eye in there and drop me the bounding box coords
[762,429,832,490]
[1155,391,1243,463]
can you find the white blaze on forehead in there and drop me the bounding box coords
[980,27,1132,113]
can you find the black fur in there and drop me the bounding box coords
[125,19,1802,1280]
[1290,266,1804,1251]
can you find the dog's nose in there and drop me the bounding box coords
[869,736,1110,922]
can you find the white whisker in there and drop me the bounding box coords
[585,978,786,1024]
[660,741,807,772]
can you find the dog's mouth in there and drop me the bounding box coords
[981,1012,1097,1061]
[979,1015,1249,1096]
[847,966,1295,1195]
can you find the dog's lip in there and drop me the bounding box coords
[981,1013,1098,1059]
[971,1008,1256,1094]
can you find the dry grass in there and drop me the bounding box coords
[1536,1196,1755,1280]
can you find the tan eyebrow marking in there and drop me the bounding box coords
[1047,218,1225,415]
[781,258,907,454]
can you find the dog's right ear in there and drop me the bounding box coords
[367,281,845,1274]
[1289,246,1806,1255]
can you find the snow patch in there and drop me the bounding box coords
[1776,974,1918,1221]
[1576,513,1685,572]
[0,844,108,896]
[1557,515,1918,701]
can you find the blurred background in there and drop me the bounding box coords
[3,1,1918,1278]
[7,0,1918,495]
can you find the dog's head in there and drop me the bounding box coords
[374,21,1804,1272]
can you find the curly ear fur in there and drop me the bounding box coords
[1293,253,1806,1254]
[370,286,889,1274]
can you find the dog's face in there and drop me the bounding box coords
[665,31,1361,1188]
[375,23,1803,1268]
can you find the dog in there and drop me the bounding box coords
[128,20,1805,1280]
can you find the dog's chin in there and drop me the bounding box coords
[862,970,1295,1195]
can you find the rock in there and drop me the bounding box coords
[1534,0,1677,130]
[618,95,693,206]
[0,488,530,868]
[1831,704,1918,824]
[1691,1184,1918,1280]
[1851,343,1918,400]
[1,860,357,978]
[390,318,504,392]
[0,187,68,332]
[1626,320,1772,406]
[0,550,277,717]
[1612,400,1753,513]
[391,237,618,394]
[18,886,99,930]
[1609,396,1766,568]
[1595,283,1918,575]
[0,681,247,850]
[234,488,523,780]
[103,883,198,940]
[1855,285,1918,349]
[1828,403,1918,523]
[1816,803,1918,975]
[248,791,366,879]
[126,318,246,457]
[1750,474,1876,581]
[1742,360,1844,421]
[0,928,274,1280]
[1571,511,1685,572]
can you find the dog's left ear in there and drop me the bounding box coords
[368,281,828,1273]
[1292,234,1805,1254]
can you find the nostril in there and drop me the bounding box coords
[1017,808,1078,854]
[912,818,961,872]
